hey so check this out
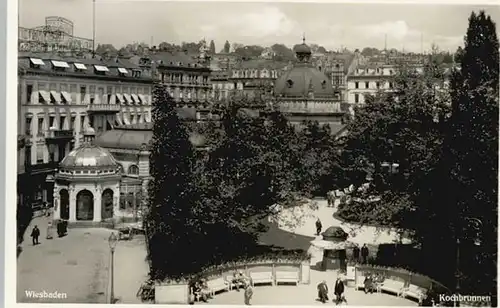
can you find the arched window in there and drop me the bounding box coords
[128,165,139,175]
[76,190,94,221]
[117,164,124,174]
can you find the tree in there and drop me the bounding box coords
[223,40,231,53]
[145,83,200,280]
[209,40,216,54]
[234,45,265,60]
[232,43,244,53]
[270,44,295,62]
[316,46,327,54]
[446,10,498,297]
[95,44,118,56]
[361,47,380,57]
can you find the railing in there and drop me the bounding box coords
[87,104,122,112]
[45,129,73,139]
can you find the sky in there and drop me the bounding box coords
[19,0,500,53]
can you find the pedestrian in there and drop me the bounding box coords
[45,202,51,217]
[243,279,253,305]
[31,225,40,245]
[352,245,360,263]
[327,192,333,207]
[317,280,329,303]
[361,244,369,264]
[316,218,323,236]
[334,277,347,305]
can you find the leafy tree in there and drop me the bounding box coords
[223,40,231,53]
[361,47,380,57]
[209,40,216,54]
[271,44,295,62]
[145,83,200,280]
[316,46,327,54]
[234,45,265,60]
[95,44,118,56]
[446,10,498,296]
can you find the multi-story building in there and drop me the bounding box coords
[346,64,424,105]
[271,40,347,132]
[17,52,153,211]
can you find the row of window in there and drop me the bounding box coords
[356,68,395,75]
[25,114,86,137]
[29,58,143,78]
[24,82,151,104]
[232,69,280,79]
[353,81,394,89]
[159,72,209,85]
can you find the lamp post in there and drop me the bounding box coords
[108,232,118,304]
[455,217,482,307]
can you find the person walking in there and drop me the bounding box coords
[317,280,329,303]
[243,279,253,305]
[30,225,40,245]
[334,277,347,305]
[46,221,53,240]
[361,244,369,264]
[352,245,360,264]
[315,218,323,236]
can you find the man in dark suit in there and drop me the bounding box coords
[361,244,369,264]
[334,277,347,305]
[317,280,329,303]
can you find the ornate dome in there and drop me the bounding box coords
[274,36,334,99]
[59,144,119,171]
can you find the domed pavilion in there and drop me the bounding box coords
[273,36,346,130]
[53,128,122,223]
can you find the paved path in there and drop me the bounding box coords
[202,283,416,306]
[274,199,410,246]
[17,216,147,304]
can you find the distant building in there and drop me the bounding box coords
[272,38,347,132]
[346,64,424,105]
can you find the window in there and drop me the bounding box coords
[49,83,57,91]
[37,118,44,136]
[376,82,380,89]
[133,70,141,78]
[26,84,33,103]
[354,93,359,104]
[71,116,76,129]
[365,82,369,89]
[80,86,86,101]
[355,82,359,89]
[128,165,139,175]
[321,80,327,89]
[25,117,32,136]
[49,116,55,129]
[389,82,393,89]
[80,115,85,130]
[36,145,44,164]
[286,79,294,88]
[60,116,66,130]
[69,84,77,102]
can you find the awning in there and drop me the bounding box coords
[123,93,133,104]
[115,93,125,104]
[51,60,69,68]
[94,65,109,72]
[131,94,140,104]
[39,91,51,103]
[131,113,137,124]
[138,94,148,104]
[74,63,87,70]
[50,91,61,103]
[138,113,144,123]
[30,58,45,66]
[145,112,151,123]
[115,113,123,126]
[118,67,128,74]
[61,91,72,103]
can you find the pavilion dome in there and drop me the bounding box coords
[274,37,334,99]
[58,127,120,173]
[322,226,349,241]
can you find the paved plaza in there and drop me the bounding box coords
[17,215,147,304]
[17,199,415,305]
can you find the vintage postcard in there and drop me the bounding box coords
[11,0,499,306]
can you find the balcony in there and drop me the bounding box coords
[87,104,122,114]
[45,128,74,141]
[25,161,58,175]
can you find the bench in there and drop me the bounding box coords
[249,272,273,287]
[379,279,406,297]
[402,284,427,304]
[275,271,299,285]
[206,277,230,295]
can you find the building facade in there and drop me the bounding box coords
[272,39,347,132]
[17,52,153,211]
